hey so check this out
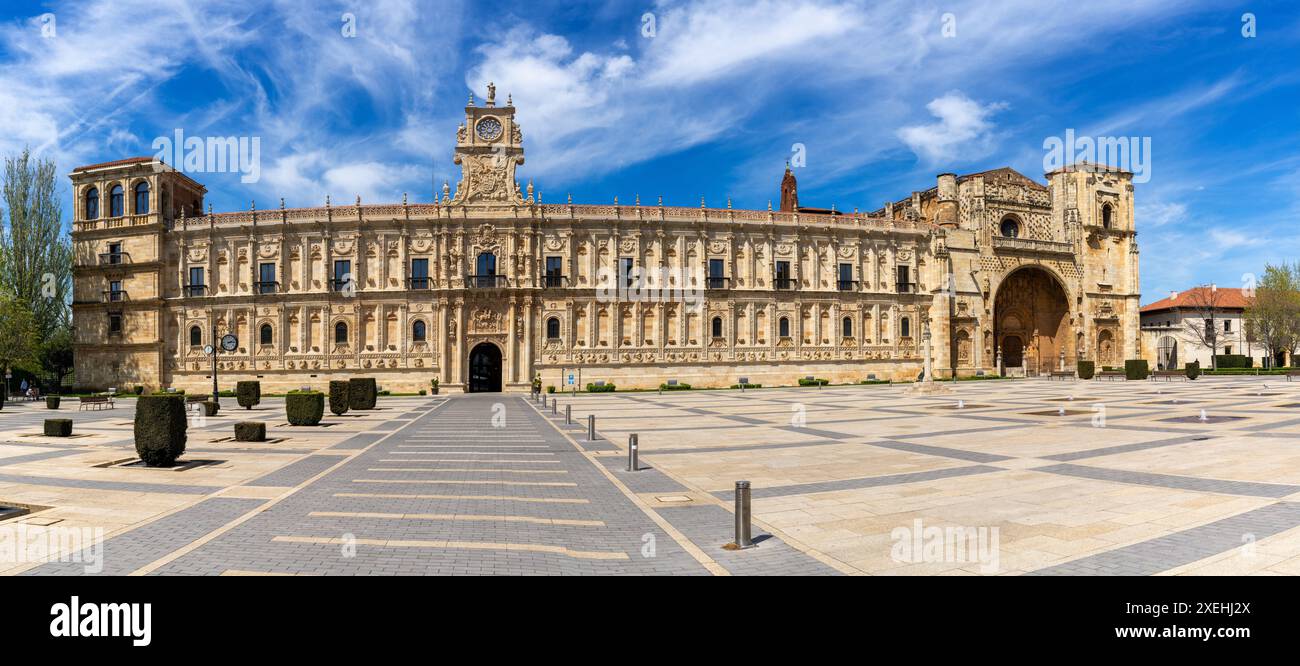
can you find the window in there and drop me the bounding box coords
[474,252,497,288]
[545,256,564,287]
[107,242,123,265]
[1224,319,1232,332]
[110,184,124,217]
[779,317,790,338]
[711,317,723,338]
[1224,346,1233,355]
[775,260,792,289]
[708,258,726,289]
[189,326,202,346]
[108,279,123,302]
[334,321,348,345]
[259,323,273,345]
[842,316,853,338]
[258,263,276,294]
[412,320,427,343]
[134,182,150,214]
[85,188,99,220]
[410,258,428,289]
[1204,319,1214,339]
[546,317,560,339]
[619,257,635,288]
[188,267,205,297]
[900,317,911,338]
[108,313,122,334]
[1102,204,1113,229]
[333,260,352,291]
[896,265,911,293]
[999,216,1020,238]
[838,263,853,291]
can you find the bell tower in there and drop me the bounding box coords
[451,82,526,206]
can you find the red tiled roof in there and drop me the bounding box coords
[1141,287,1251,313]
[71,157,156,172]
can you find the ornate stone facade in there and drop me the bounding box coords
[69,88,1141,393]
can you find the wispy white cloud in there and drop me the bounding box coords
[897,92,1006,165]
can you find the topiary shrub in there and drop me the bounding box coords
[133,385,144,395]
[660,382,692,391]
[236,381,261,410]
[203,400,219,417]
[1186,360,1201,380]
[430,378,439,395]
[1077,361,1095,380]
[1214,354,1252,369]
[46,396,60,409]
[329,380,350,416]
[348,378,377,410]
[798,377,829,387]
[546,385,555,394]
[286,390,324,426]
[44,419,73,437]
[730,382,762,389]
[134,395,187,467]
[234,421,266,442]
[586,382,616,393]
[1124,359,1150,380]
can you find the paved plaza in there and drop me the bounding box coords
[3,376,1300,575]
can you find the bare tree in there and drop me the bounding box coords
[1180,284,1226,370]
[1245,263,1300,368]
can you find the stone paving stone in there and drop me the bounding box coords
[869,438,1012,463]
[1036,463,1300,498]
[0,448,84,467]
[1028,502,1300,576]
[0,471,221,495]
[1041,433,1215,462]
[714,465,1004,501]
[653,504,841,575]
[596,455,690,493]
[245,455,343,487]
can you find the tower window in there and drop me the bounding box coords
[260,323,273,346]
[842,316,853,337]
[110,184,124,217]
[711,317,723,339]
[189,326,202,347]
[1102,204,1113,229]
[412,320,427,343]
[900,317,911,338]
[546,317,560,340]
[999,216,1020,238]
[334,321,349,345]
[779,317,790,338]
[85,187,99,220]
[134,182,150,214]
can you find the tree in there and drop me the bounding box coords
[0,293,38,399]
[38,323,75,390]
[1180,284,1227,370]
[1,147,70,339]
[1244,263,1300,368]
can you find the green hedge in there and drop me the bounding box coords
[44,419,72,437]
[286,391,324,426]
[134,395,187,467]
[798,377,829,386]
[1214,354,1253,368]
[730,382,762,389]
[1186,361,1201,380]
[1124,359,1150,380]
[660,383,692,391]
[45,396,60,409]
[348,378,377,410]
[329,380,350,416]
[586,383,616,393]
[133,385,144,395]
[1077,361,1095,380]
[236,381,260,409]
[202,401,219,417]
[234,421,266,442]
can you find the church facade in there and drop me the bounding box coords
[70,86,1142,393]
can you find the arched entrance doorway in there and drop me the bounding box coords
[468,342,502,393]
[993,267,1070,376]
[1156,335,1178,370]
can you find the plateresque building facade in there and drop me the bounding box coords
[70,89,1142,393]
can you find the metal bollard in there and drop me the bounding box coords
[627,434,639,472]
[587,414,597,441]
[551,401,557,416]
[566,404,572,425]
[734,480,753,548]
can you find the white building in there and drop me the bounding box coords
[1139,287,1254,369]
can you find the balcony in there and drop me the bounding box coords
[896,282,916,294]
[774,278,797,290]
[542,275,568,288]
[467,274,507,288]
[837,280,859,292]
[102,289,127,303]
[183,284,208,298]
[98,252,131,266]
[706,276,731,290]
[991,236,1074,256]
[254,281,280,295]
[407,277,431,290]
[330,278,356,293]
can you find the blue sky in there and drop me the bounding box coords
[1,0,1297,300]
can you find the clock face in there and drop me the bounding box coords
[475,117,503,141]
[221,334,239,352]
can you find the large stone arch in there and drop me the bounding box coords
[992,265,1072,376]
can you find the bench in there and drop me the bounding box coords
[1150,370,1186,381]
[1286,370,1300,382]
[1096,371,1126,381]
[78,395,114,411]
[1049,371,1075,380]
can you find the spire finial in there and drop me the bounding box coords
[658,194,663,206]
[325,194,331,207]
[506,93,512,106]
[250,199,256,211]
[468,91,475,106]
[567,193,572,205]
[279,197,285,210]
[700,196,706,209]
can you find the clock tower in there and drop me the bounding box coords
[451,82,526,206]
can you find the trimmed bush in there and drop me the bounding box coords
[418,389,426,396]
[798,377,829,387]
[134,395,188,467]
[586,383,616,393]
[660,382,692,391]
[236,381,261,410]
[133,385,144,395]
[1077,361,1095,380]
[546,385,555,394]
[234,421,266,442]
[730,382,762,389]
[430,378,440,395]
[44,419,73,437]
[46,396,60,409]
[202,401,219,417]
[286,390,324,426]
[1214,354,1252,369]
[348,378,377,410]
[1124,359,1150,381]
[329,380,350,416]
[1186,361,1201,380]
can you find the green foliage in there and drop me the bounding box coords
[0,293,37,381]
[1124,359,1150,380]
[37,324,74,388]
[134,395,187,467]
[348,377,377,410]
[546,385,555,393]
[286,390,324,426]
[133,385,144,395]
[236,381,260,409]
[798,377,829,386]
[1185,361,1201,380]
[234,421,265,442]
[730,382,762,389]
[328,380,350,416]
[586,383,616,393]
[1,148,70,339]
[43,418,72,437]
[1076,361,1095,380]
[1214,354,1252,368]
[660,382,691,390]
